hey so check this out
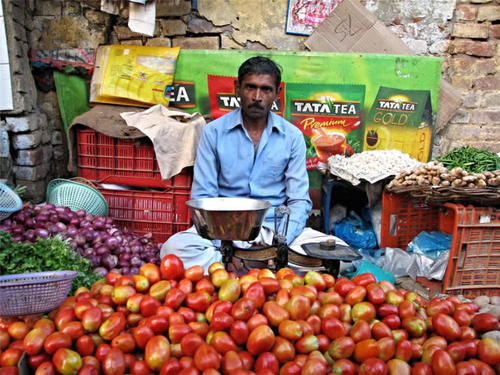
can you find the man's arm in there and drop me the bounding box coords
[281,131,312,244]
[191,126,219,199]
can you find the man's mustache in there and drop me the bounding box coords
[249,103,264,109]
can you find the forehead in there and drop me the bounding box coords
[240,73,277,89]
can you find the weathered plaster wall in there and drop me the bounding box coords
[0,0,499,201]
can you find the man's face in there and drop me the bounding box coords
[236,73,280,120]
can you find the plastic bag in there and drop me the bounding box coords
[407,231,452,259]
[334,210,377,249]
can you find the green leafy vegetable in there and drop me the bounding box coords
[0,231,103,294]
[437,146,500,173]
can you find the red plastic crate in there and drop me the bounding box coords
[441,203,500,298]
[380,191,442,250]
[99,186,192,244]
[77,127,192,189]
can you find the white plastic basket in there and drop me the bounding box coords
[0,183,22,221]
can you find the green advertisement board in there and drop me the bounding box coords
[169,49,442,200]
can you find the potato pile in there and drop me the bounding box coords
[388,161,500,189]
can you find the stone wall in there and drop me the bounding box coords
[0,0,499,201]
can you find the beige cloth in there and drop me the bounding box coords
[120,104,206,181]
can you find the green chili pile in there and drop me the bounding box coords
[437,146,500,173]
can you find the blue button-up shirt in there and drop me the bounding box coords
[191,108,312,244]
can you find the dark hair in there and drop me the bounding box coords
[238,56,282,89]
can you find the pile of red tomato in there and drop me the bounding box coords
[0,254,500,375]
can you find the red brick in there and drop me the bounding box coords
[450,55,497,74]
[473,76,500,90]
[452,23,489,39]
[477,5,500,21]
[455,4,478,21]
[448,39,496,56]
[493,24,500,38]
[450,75,475,89]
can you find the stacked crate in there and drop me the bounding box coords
[381,191,500,298]
[75,127,192,243]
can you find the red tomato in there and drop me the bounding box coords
[180,333,204,357]
[328,336,355,359]
[351,302,376,322]
[371,322,392,340]
[140,296,161,317]
[349,320,371,343]
[455,361,479,375]
[345,286,367,306]
[230,320,249,346]
[359,358,388,375]
[168,323,193,344]
[334,278,356,297]
[387,359,411,375]
[272,336,296,363]
[254,352,279,374]
[23,328,48,356]
[478,337,500,366]
[210,331,237,354]
[81,307,103,333]
[377,337,396,362]
[432,349,457,375]
[222,350,242,374]
[139,264,161,284]
[321,317,345,340]
[52,348,82,375]
[160,255,185,281]
[99,313,126,341]
[43,332,72,355]
[159,359,181,375]
[411,362,433,375]
[247,325,276,356]
[447,341,467,363]
[231,298,255,321]
[193,344,220,371]
[95,344,111,362]
[247,314,269,332]
[102,348,126,375]
[184,266,204,282]
[8,321,29,340]
[111,333,135,354]
[354,339,379,363]
[35,362,55,375]
[472,314,499,333]
[377,304,399,318]
[0,348,22,367]
[352,273,377,287]
[366,283,386,305]
[75,335,95,357]
[243,282,266,309]
[396,340,412,362]
[147,315,169,335]
[145,336,171,371]
[432,313,461,341]
[131,325,154,349]
[332,358,357,375]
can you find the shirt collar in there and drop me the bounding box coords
[226,108,285,135]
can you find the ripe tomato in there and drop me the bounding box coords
[354,339,379,363]
[131,325,154,349]
[193,343,220,371]
[247,325,275,356]
[34,362,55,375]
[210,331,237,354]
[432,313,461,341]
[411,362,433,375]
[145,336,171,371]
[231,298,255,321]
[230,320,249,346]
[111,333,136,353]
[52,348,82,375]
[345,286,367,306]
[386,359,411,375]
[102,348,126,375]
[359,358,388,375]
[328,336,355,359]
[160,255,185,281]
[478,337,500,366]
[180,333,204,357]
[432,349,456,375]
[273,336,296,363]
[99,313,126,341]
[43,332,72,355]
[472,314,499,333]
[321,317,345,340]
[352,273,377,287]
[334,278,356,297]
[222,350,242,374]
[147,315,170,335]
[184,266,204,282]
[377,337,396,362]
[0,348,22,367]
[8,321,29,340]
[140,264,161,285]
[75,335,96,357]
[243,282,266,309]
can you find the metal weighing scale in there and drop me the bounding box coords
[186,197,361,276]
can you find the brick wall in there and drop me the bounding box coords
[442,0,500,153]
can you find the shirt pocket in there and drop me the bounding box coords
[265,156,288,178]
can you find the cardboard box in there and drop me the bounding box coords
[305,0,462,132]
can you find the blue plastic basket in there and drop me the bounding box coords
[0,271,78,316]
[0,182,22,221]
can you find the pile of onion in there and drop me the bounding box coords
[0,203,161,277]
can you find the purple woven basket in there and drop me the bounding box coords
[0,271,78,316]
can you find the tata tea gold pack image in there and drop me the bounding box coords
[363,87,433,162]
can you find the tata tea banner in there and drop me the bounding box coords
[169,49,442,194]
